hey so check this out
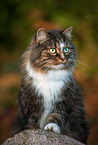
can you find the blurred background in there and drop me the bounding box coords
[0,0,98,144]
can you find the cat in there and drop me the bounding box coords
[13,26,89,144]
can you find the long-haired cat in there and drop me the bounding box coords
[13,26,88,144]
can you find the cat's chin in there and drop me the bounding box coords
[51,64,69,70]
[51,64,63,70]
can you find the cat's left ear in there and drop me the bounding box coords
[63,26,73,40]
[36,28,49,43]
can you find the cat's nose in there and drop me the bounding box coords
[61,57,65,62]
[60,53,65,61]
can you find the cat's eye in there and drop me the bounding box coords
[49,48,57,54]
[64,47,69,53]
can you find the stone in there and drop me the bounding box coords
[2,129,85,145]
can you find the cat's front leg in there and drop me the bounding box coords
[44,113,65,134]
[44,123,60,133]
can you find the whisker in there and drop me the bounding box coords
[74,70,81,82]
[43,64,53,73]
[36,61,51,72]
[75,60,89,67]
[37,64,45,72]
[72,59,89,67]
[75,63,89,77]
[36,60,53,73]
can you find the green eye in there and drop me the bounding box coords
[49,48,56,54]
[64,47,69,53]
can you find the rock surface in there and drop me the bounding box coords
[2,129,85,145]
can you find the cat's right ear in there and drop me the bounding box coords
[36,28,49,43]
[63,26,73,40]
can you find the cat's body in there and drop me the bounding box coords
[13,27,88,143]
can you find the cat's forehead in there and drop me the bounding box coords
[55,39,72,49]
[50,31,73,48]
[47,39,73,50]
[40,30,74,49]
[56,41,66,51]
[59,41,65,51]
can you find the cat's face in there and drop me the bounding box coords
[30,27,76,73]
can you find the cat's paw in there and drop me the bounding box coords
[44,123,60,133]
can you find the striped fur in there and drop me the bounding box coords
[13,27,88,144]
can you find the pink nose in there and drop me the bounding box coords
[60,53,65,61]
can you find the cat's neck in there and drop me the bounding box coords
[25,61,72,83]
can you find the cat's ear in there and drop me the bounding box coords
[63,26,73,40]
[36,28,49,43]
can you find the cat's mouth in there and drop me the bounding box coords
[33,60,74,73]
[50,60,74,70]
[51,62,70,70]
[51,64,65,69]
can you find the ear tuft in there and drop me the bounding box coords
[36,28,49,43]
[63,26,73,40]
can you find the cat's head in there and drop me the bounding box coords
[24,26,76,73]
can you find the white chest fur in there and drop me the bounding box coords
[26,62,71,128]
